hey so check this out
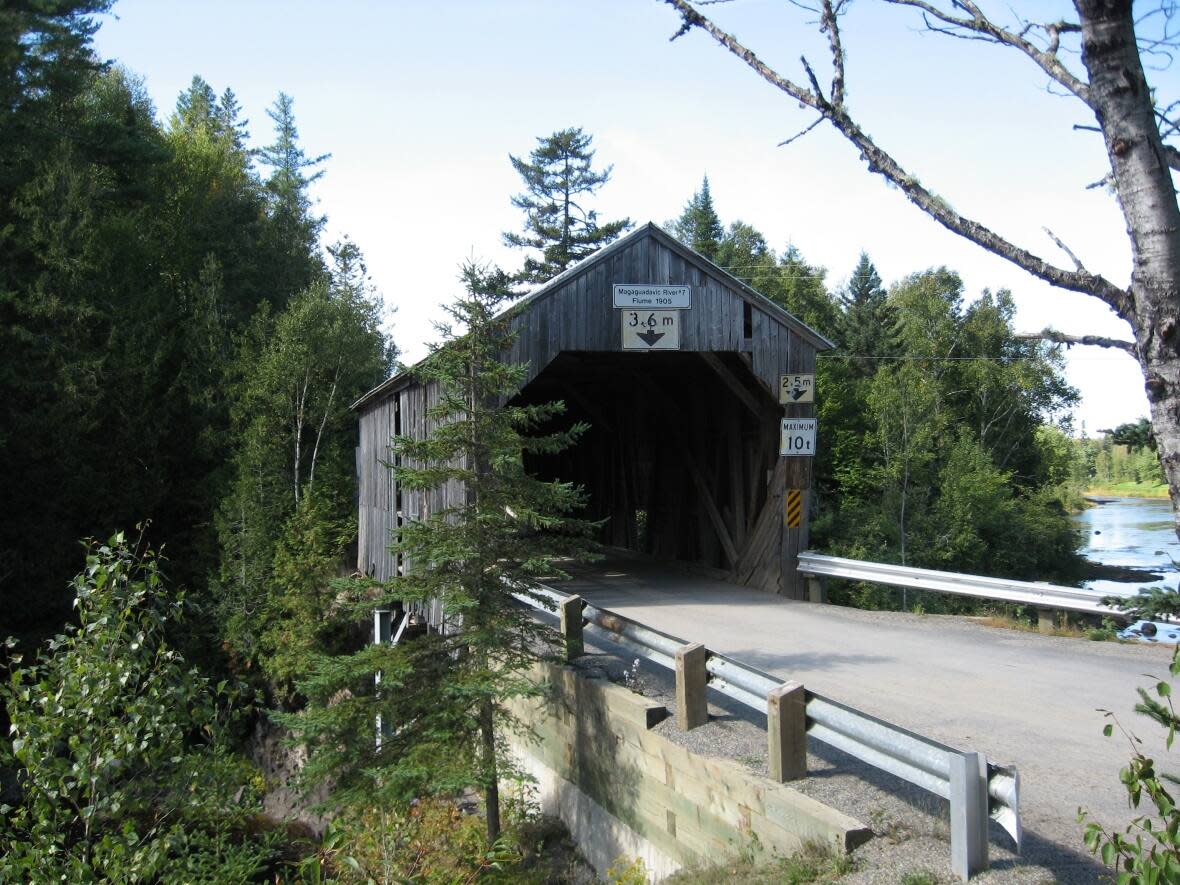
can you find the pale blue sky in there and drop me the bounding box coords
[93,0,1174,434]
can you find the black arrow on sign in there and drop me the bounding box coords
[637,329,665,347]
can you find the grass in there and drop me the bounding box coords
[1087,482,1169,498]
[976,613,1129,642]
[664,841,855,884]
[900,871,942,885]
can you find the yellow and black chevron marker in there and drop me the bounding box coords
[784,489,803,528]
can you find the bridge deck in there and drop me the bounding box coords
[555,554,1173,866]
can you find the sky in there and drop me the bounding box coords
[91,0,1179,436]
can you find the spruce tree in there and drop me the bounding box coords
[504,127,631,283]
[839,252,898,373]
[258,92,330,300]
[671,175,725,261]
[283,263,595,840]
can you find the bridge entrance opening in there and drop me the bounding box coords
[514,350,783,574]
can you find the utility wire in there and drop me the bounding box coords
[817,354,1130,362]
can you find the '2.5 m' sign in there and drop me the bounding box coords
[780,419,817,457]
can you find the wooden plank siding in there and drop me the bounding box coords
[355,224,832,613]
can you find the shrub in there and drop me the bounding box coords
[0,531,277,882]
[1079,645,1180,881]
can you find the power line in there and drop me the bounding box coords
[817,354,1130,362]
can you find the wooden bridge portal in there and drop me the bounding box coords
[354,223,833,599]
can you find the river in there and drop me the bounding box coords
[1075,496,1180,641]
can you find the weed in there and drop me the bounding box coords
[900,870,941,885]
[664,840,854,884]
[607,855,648,885]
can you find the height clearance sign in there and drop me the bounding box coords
[780,419,817,457]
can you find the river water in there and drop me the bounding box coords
[1074,496,1180,642]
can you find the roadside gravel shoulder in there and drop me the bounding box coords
[569,641,1109,885]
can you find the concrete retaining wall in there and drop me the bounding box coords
[508,663,870,881]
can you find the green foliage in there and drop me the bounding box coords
[671,175,725,261]
[820,267,1082,591]
[0,12,346,642]
[663,840,855,884]
[217,240,393,678]
[504,127,631,283]
[282,262,595,839]
[1080,647,1180,883]
[1080,432,1166,491]
[0,531,277,882]
[1110,418,1157,453]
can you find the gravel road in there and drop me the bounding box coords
[555,556,1178,883]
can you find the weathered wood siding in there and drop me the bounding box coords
[355,224,830,603]
[503,229,801,399]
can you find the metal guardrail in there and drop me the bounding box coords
[511,582,1019,880]
[797,551,1126,619]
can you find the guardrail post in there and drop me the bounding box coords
[806,576,827,604]
[676,643,708,731]
[767,681,807,782]
[950,751,989,880]
[1036,608,1055,634]
[560,595,584,661]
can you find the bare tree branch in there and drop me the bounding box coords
[778,117,822,146]
[882,0,1090,104]
[1016,328,1137,356]
[662,0,1131,314]
[1043,226,1088,273]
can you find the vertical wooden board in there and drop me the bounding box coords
[655,235,671,283]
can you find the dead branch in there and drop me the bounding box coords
[1043,226,1088,273]
[1015,328,1137,356]
[882,0,1090,104]
[778,117,822,146]
[662,0,1131,315]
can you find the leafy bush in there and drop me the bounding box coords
[0,531,277,882]
[1079,646,1180,882]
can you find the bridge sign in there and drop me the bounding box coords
[621,310,681,350]
[613,284,692,309]
[779,373,815,404]
[780,419,817,457]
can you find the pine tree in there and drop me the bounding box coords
[504,127,631,283]
[671,175,725,261]
[283,263,595,840]
[839,252,898,374]
[257,92,330,301]
[173,75,216,132]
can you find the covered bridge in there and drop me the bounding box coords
[354,223,833,600]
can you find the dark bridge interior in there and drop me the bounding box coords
[513,351,782,572]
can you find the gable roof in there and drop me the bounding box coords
[352,222,835,411]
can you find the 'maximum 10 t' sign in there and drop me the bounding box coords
[612,284,691,309]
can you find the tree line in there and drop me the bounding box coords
[0,2,1105,879]
[669,177,1085,606]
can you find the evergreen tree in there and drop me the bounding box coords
[173,75,217,132]
[217,241,394,679]
[839,252,899,374]
[671,175,725,261]
[284,263,595,839]
[258,92,329,299]
[504,127,631,283]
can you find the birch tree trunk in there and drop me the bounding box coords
[1077,0,1180,529]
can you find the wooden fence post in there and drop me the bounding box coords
[676,643,708,731]
[768,680,807,782]
[1036,608,1056,634]
[560,595,584,662]
[806,576,827,604]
